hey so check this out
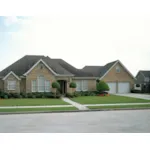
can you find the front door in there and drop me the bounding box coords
[58,80,67,94]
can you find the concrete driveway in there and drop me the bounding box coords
[0,110,150,133]
[115,93,150,100]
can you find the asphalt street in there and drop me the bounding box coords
[0,110,150,133]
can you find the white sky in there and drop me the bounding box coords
[0,0,150,76]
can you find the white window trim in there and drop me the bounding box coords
[7,81,16,91]
[45,80,50,92]
[76,80,88,91]
[32,80,37,92]
[82,80,88,91]
[23,59,74,77]
[37,75,45,92]
[3,71,21,80]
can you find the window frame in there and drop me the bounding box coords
[32,80,37,92]
[116,66,121,73]
[45,80,50,92]
[7,81,16,91]
[37,75,45,92]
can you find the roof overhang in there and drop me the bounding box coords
[23,59,74,77]
[2,71,21,80]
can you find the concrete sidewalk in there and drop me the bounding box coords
[61,97,89,110]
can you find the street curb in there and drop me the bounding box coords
[0,107,150,115]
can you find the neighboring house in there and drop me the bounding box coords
[0,55,135,94]
[135,71,150,93]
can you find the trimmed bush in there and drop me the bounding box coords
[69,82,77,88]
[96,81,109,92]
[52,82,60,89]
[4,95,8,99]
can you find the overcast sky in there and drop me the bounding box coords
[0,0,150,76]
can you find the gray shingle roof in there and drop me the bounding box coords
[82,60,118,78]
[0,55,93,77]
[139,71,150,78]
[0,55,118,78]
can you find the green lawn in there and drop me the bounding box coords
[72,95,150,104]
[0,107,78,112]
[88,104,150,109]
[0,99,69,106]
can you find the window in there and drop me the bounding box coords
[45,80,50,92]
[7,81,16,90]
[38,75,45,92]
[76,80,88,91]
[82,80,88,91]
[39,63,44,70]
[32,80,37,92]
[116,66,120,73]
[145,77,149,82]
[76,81,82,91]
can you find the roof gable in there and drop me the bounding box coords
[2,71,21,80]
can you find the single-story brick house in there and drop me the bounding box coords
[0,55,135,94]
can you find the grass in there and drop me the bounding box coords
[88,104,150,109]
[0,99,69,106]
[71,95,150,104]
[0,107,78,112]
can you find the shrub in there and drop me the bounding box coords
[27,93,33,98]
[8,93,20,98]
[96,81,109,92]
[4,95,8,99]
[45,92,55,98]
[66,93,74,98]
[18,95,23,98]
[69,82,77,88]
[52,82,60,89]
[20,93,28,98]
[74,92,80,97]
[56,93,61,98]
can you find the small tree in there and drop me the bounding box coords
[52,82,60,97]
[96,80,109,93]
[69,82,77,93]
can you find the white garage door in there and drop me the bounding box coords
[118,82,130,93]
[107,82,117,94]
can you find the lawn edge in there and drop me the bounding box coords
[0,107,150,115]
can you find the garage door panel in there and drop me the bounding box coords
[118,82,130,93]
[107,82,117,94]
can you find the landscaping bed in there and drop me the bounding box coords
[0,99,69,106]
[71,95,149,104]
